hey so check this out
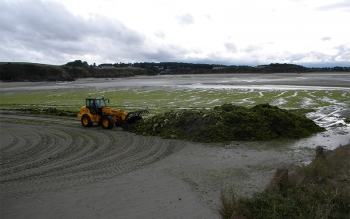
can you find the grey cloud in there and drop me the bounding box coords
[224,43,238,53]
[0,1,347,67]
[321,37,332,41]
[0,1,85,42]
[266,51,336,65]
[334,44,350,62]
[244,44,262,53]
[139,44,190,62]
[317,1,350,12]
[204,14,212,20]
[188,53,258,66]
[0,0,196,65]
[287,53,307,62]
[275,47,350,67]
[336,52,350,62]
[176,13,194,26]
[0,0,146,64]
[334,44,349,53]
[154,31,166,39]
[309,51,332,61]
[140,49,177,62]
[292,51,331,63]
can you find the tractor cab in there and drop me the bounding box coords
[78,96,147,129]
[86,98,107,115]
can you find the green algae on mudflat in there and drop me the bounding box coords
[131,103,326,142]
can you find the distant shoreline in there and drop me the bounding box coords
[1,72,349,90]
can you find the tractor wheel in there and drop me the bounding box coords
[100,116,114,129]
[81,114,93,127]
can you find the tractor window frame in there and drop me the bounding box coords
[95,99,106,107]
[86,99,95,108]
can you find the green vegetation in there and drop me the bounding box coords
[17,108,77,117]
[130,103,325,142]
[218,144,350,219]
[1,61,348,82]
[213,63,310,73]
[1,88,347,125]
[345,117,350,124]
[0,62,72,81]
[0,62,147,82]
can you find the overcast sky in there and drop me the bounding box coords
[1,0,349,67]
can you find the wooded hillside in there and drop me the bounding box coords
[0,61,348,82]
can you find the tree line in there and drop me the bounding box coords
[0,60,348,82]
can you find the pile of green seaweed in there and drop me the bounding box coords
[131,103,325,142]
[15,108,77,117]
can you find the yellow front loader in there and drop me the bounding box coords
[77,97,148,130]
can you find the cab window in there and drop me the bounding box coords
[95,99,106,107]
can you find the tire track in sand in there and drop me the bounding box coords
[0,114,185,197]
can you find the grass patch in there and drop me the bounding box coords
[218,144,350,219]
[131,103,325,142]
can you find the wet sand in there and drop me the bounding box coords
[0,113,317,219]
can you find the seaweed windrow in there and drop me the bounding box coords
[131,103,325,142]
[13,108,77,117]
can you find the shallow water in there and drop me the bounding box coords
[292,126,349,150]
[1,72,349,90]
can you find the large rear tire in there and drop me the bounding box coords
[100,116,114,129]
[81,114,93,127]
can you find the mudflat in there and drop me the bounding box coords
[0,113,317,219]
[1,72,349,90]
[1,73,349,218]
